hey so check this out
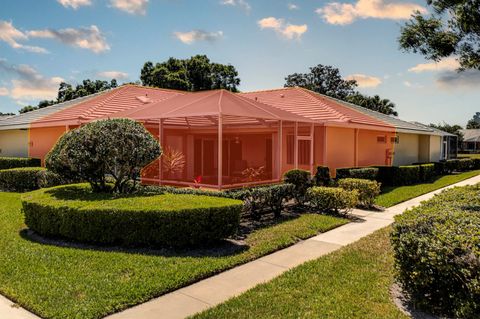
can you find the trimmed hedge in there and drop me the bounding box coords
[313,166,331,186]
[0,167,66,192]
[337,178,380,207]
[375,165,422,186]
[22,184,242,247]
[0,157,41,170]
[306,186,358,214]
[458,158,473,171]
[445,159,460,173]
[336,167,379,181]
[418,163,435,182]
[473,158,480,169]
[391,185,480,318]
[283,169,311,205]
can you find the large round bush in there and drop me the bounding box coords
[46,118,161,193]
[391,185,480,318]
[21,184,242,247]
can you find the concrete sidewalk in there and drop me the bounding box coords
[2,174,480,319]
[107,174,480,319]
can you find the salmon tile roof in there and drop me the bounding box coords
[108,89,313,125]
[240,87,395,129]
[31,85,183,127]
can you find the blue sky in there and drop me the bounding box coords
[0,0,479,126]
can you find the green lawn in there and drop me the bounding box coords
[375,170,480,207]
[193,227,407,319]
[458,153,480,159]
[0,192,346,319]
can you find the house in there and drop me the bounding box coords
[460,129,480,153]
[0,84,457,189]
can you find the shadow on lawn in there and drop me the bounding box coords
[19,229,250,258]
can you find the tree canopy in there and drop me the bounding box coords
[18,79,117,114]
[140,55,240,92]
[285,64,357,100]
[346,93,398,116]
[399,0,480,70]
[429,122,464,142]
[285,64,398,116]
[46,118,160,194]
[466,112,480,129]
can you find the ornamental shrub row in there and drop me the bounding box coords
[337,178,380,207]
[0,167,67,192]
[391,185,480,318]
[228,184,294,219]
[0,157,41,170]
[22,184,242,247]
[306,186,358,213]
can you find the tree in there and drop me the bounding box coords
[466,112,480,129]
[46,119,161,193]
[399,0,480,70]
[140,55,240,92]
[285,64,399,116]
[346,93,398,116]
[429,122,464,142]
[285,64,357,100]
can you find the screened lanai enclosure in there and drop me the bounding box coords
[111,90,315,189]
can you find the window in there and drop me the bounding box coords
[391,135,399,144]
[286,135,310,165]
[298,140,311,165]
[287,135,294,164]
[377,135,386,143]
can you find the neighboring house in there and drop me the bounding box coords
[460,129,480,153]
[0,84,456,189]
[0,93,105,157]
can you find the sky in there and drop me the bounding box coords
[0,0,479,126]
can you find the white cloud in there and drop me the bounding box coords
[173,30,224,44]
[436,69,480,89]
[0,20,48,53]
[28,25,110,53]
[57,0,92,9]
[110,0,148,15]
[408,57,460,73]
[221,0,251,13]
[345,73,382,87]
[97,71,129,79]
[288,3,299,10]
[403,80,423,89]
[0,59,63,100]
[258,17,307,40]
[0,87,9,96]
[316,0,427,25]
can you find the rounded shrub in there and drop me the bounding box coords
[46,118,161,194]
[22,184,242,247]
[0,167,66,192]
[337,178,380,207]
[283,169,311,204]
[306,186,358,213]
[391,185,480,318]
